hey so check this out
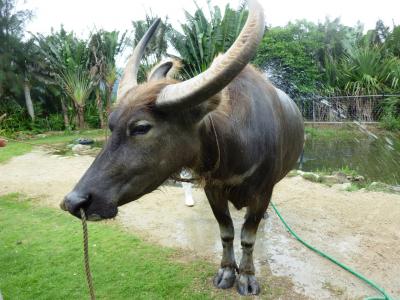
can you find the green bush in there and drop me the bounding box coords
[33,114,65,132]
[0,101,32,134]
[380,113,400,131]
[0,101,66,136]
[380,96,400,131]
[84,102,101,129]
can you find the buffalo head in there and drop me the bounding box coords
[61,0,264,220]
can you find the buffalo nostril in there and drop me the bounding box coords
[64,191,91,214]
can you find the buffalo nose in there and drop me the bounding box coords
[62,191,90,214]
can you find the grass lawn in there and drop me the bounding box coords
[0,194,215,299]
[304,125,364,139]
[0,130,106,164]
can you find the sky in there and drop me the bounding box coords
[19,0,400,37]
[16,0,400,66]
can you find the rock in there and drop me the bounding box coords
[390,186,400,193]
[352,175,365,183]
[341,182,352,190]
[287,170,298,177]
[322,175,349,185]
[331,172,349,183]
[370,182,388,189]
[301,172,321,183]
[35,134,47,138]
[71,144,91,155]
[367,181,395,193]
[321,171,353,185]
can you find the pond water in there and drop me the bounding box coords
[299,126,400,185]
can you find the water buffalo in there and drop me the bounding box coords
[61,0,304,295]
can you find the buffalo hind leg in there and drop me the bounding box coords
[205,187,237,289]
[237,191,272,295]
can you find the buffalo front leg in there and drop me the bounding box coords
[205,187,237,289]
[237,193,271,295]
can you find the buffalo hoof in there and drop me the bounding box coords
[237,274,260,295]
[213,267,236,289]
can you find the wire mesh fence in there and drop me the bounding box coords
[294,94,400,122]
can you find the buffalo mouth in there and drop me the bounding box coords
[60,192,118,221]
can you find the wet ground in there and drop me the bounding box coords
[118,183,400,300]
[1,149,399,299]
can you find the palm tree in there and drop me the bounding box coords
[0,0,32,114]
[341,46,395,95]
[384,25,400,58]
[16,38,54,121]
[89,30,126,121]
[34,28,93,129]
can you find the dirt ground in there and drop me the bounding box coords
[1,148,399,299]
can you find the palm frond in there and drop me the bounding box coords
[61,68,93,106]
[168,2,247,79]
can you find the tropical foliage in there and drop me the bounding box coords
[88,29,126,125]
[168,3,248,78]
[252,18,400,129]
[1,0,400,133]
[131,15,171,82]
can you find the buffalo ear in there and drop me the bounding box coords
[147,59,182,82]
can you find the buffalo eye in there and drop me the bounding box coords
[128,121,152,136]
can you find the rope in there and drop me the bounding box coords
[80,208,96,300]
[270,202,394,300]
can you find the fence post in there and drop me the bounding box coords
[312,97,316,122]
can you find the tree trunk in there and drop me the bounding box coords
[106,82,114,114]
[76,104,86,129]
[96,89,105,128]
[60,99,70,129]
[24,76,34,121]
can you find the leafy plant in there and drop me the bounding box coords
[34,28,94,129]
[341,46,395,95]
[61,67,93,128]
[89,29,126,121]
[131,15,171,82]
[169,3,248,78]
[380,96,400,131]
[253,20,324,96]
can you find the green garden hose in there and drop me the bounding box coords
[270,202,395,300]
